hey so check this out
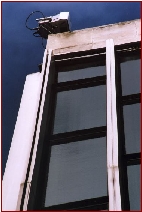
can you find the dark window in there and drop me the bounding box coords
[58,65,105,82]
[53,85,106,134]
[127,164,140,210]
[45,137,107,207]
[28,48,109,210]
[120,57,140,95]
[123,103,140,154]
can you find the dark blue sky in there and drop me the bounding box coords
[2,2,140,175]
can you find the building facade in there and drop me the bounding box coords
[2,19,141,211]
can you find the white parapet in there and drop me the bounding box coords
[2,72,42,210]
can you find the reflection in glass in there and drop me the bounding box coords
[58,66,105,82]
[53,85,106,134]
[127,165,140,210]
[45,137,107,207]
[123,104,140,154]
[121,59,140,95]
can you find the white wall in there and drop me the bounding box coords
[2,72,42,210]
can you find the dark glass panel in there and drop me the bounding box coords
[58,65,105,82]
[123,103,140,154]
[127,165,140,210]
[53,85,106,134]
[121,58,140,95]
[45,137,107,207]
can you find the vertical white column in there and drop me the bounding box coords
[110,39,121,211]
[22,49,53,210]
[106,39,115,211]
[106,39,121,211]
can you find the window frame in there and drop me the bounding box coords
[27,47,109,210]
[23,41,141,211]
[115,41,141,210]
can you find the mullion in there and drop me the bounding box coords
[125,153,141,166]
[54,47,106,61]
[43,196,109,210]
[115,41,140,53]
[115,54,130,210]
[54,50,106,69]
[55,75,106,92]
[55,55,106,68]
[116,50,140,61]
[50,126,106,145]
[122,93,140,105]
[56,59,106,74]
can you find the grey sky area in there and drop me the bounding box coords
[2,2,140,175]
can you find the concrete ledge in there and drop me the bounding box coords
[47,19,141,55]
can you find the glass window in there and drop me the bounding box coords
[123,103,140,154]
[121,58,140,96]
[127,165,140,210]
[58,65,105,82]
[53,85,106,134]
[45,137,107,207]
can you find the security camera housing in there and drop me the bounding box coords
[36,12,71,39]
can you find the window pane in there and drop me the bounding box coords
[53,85,106,134]
[45,137,107,207]
[121,58,140,95]
[58,65,105,82]
[127,165,140,210]
[123,104,140,154]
